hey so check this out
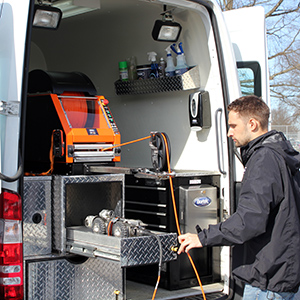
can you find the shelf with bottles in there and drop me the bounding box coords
[114,65,200,96]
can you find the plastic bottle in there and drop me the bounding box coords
[147,52,159,79]
[127,56,137,81]
[171,42,189,76]
[119,61,129,81]
[158,57,166,78]
[165,45,175,77]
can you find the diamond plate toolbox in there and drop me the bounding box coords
[23,176,52,257]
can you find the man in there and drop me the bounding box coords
[178,95,300,299]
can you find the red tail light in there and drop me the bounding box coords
[0,190,22,220]
[0,189,23,300]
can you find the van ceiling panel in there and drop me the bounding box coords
[51,0,163,17]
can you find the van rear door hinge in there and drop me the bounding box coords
[0,101,20,116]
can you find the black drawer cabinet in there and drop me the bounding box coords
[125,174,221,290]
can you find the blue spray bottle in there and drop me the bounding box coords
[148,52,159,78]
[171,42,189,75]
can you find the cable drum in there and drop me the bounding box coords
[150,132,171,172]
[61,92,98,128]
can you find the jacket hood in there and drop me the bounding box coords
[241,130,300,175]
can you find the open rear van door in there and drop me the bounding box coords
[224,6,270,299]
[0,0,30,191]
[223,6,269,104]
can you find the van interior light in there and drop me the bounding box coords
[33,5,62,29]
[152,9,182,42]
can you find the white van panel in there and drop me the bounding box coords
[0,0,30,190]
[224,6,270,105]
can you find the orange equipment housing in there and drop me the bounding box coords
[24,70,120,175]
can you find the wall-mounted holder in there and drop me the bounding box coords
[114,66,200,95]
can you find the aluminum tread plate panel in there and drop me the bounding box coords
[120,233,177,267]
[27,258,124,300]
[23,176,52,256]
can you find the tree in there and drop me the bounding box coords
[217,0,300,121]
[271,107,299,142]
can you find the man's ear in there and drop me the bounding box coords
[248,118,260,132]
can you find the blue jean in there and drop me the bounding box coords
[243,284,295,300]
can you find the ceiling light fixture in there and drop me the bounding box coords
[152,6,182,42]
[33,4,62,29]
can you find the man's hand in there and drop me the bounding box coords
[177,233,203,254]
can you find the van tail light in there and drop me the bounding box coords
[0,189,23,300]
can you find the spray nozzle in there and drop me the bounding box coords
[147,52,157,62]
[170,44,178,55]
[165,45,172,56]
[171,42,184,55]
[178,42,184,54]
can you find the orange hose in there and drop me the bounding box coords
[107,220,113,236]
[151,276,161,300]
[101,135,151,151]
[161,133,207,300]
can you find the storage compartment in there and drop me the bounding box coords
[125,173,221,290]
[52,174,124,253]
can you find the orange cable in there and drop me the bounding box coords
[107,220,113,236]
[161,133,207,300]
[151,275,161,300]
[187,252,207,300]
[101,135,151,151]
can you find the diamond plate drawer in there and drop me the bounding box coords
[26,257,124,300]
[23,176,52,257]
[66,226,177,267]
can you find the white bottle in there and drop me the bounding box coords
[165,46,175,77]
[173,42,188,75]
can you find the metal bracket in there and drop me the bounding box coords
[0,101,20,116]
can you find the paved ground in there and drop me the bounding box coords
[126,281,224,300]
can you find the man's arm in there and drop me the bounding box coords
[178,148,284,252]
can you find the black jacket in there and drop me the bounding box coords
[198,130,300,292]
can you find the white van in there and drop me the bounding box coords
[0,0,268,299]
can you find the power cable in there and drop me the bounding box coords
[161,132,207,300]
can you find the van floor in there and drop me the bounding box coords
[126,281,225,300]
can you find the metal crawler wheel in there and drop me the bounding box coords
[92,217,106,234]
[112,221,130,238]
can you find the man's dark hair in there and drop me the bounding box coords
[227,95,270,130]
